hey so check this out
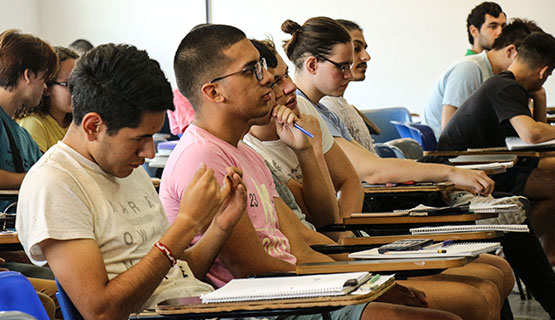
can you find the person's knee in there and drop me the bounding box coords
[362,302,462,320]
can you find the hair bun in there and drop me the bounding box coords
[281,19,301,35]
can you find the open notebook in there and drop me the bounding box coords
[350,203,519,217]
[506,136,555,150]
[409,224,529,235]
[349,242,501,260]
[200,272,379,303]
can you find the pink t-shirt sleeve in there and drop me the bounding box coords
[167,89,195,135]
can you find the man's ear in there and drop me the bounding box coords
[538,66,550,80]
[22,69,33,84]
[505,44,517,59]
[200,83,225,103]
[469,25,480,43]
[81,112,104,141]
[305,56,319,75]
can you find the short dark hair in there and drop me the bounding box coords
[250,39,278,69]
[68,39,94,55]
[174,24,246,109]
[0,29,58,90]
[517,32,555,69]
[466,2,505,45]
[14,46,79,120]
[282,17,351,70]
[70,43,174,134]
[336,19,363,32]
[491,18,543,51]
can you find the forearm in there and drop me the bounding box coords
[182,216,236,280]
[294,147,339,226]
[533,93,547,123]
[325,142,364,217]
[218,213,295,278]
[0,170,25,189]
[361,158,453,184]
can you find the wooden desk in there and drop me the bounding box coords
[138,281,394,319]
[296,256,476,275]
[344,212,497,226]
[340,231,504,246]
[0,233,19,245]
[363,182,454,194]
[425,150,540,158]
[0,189,18,201]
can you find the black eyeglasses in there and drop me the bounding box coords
[210,58,268,83]
[315,55,353,73]
[49,81,69,87]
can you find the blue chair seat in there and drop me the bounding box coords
[361,107,412,143]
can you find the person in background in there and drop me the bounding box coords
[466,2,506,56]
[15,47,79,152]
[68,38,93,56]
[424,19,542,138]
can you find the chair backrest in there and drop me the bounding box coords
[374,143,406,158]
[55,280,84,320]
[408,123,438,151]
[361,107,412,143]
[0,272,49,320]
[390,121,423,145]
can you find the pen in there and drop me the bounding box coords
[293,123,314,138]
[369,274,381,283]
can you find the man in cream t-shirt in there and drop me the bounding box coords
[16,44,246,319]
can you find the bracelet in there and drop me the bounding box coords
[153,241,177,267]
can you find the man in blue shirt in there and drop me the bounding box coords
[0,29,56,200]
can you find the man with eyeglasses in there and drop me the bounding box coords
[161,24,343,290]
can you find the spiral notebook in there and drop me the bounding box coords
[349,242,501,259]
[200,272,374,303]
[409,224,529,235]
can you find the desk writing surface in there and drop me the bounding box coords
[425,150,540,158]
[296,256,475,275]
[343,213,497,225]
[153,281,394,316]
[340,231,503,245]
[0,232,19,245]
[363,182,454,194]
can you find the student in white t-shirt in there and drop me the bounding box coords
[16,43,247,319]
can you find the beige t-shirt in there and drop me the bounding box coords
[16,142,213,310]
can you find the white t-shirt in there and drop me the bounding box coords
[16,141,213,310]
[320,96,375,153]
[242,95,334,184]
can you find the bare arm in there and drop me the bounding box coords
[181,168,246,279]
[334,137,494,196]
[531,88,547,123]
[273,197,335,265]
[0,170,25,189]
[323,142,364,217]
[217,208,296,278]
[274,106,339,226]
[510,115,555,144]
[441,105,458,130]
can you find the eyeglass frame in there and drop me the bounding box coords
[48,81,69,87]
[209,57,268,84]
[314,55,353,73]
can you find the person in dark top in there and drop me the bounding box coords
[439,32,555,265]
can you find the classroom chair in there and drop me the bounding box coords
[391,121,438,151]
[361,107,412,143]
[373,143,405,158]
[55,280,83,320]
[0,271,49,320]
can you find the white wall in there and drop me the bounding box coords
[0,0,40,34]
[1,0,554,114]
[36,0,206,87]
[211,0,555,114]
